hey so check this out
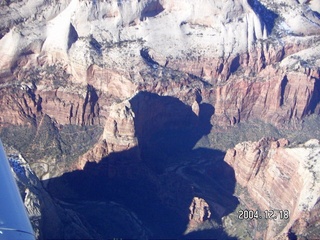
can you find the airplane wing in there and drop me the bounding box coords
[0,140,35,240]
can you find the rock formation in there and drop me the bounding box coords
[224,138,320,239]
[0,0,320,239]
[0,0,319,131]
[184,197,214,235]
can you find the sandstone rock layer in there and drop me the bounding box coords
[224,138,320,239]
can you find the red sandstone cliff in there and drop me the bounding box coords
[0,0,320,238]
[0,0,319,131]
[224,138,320,239]
[0,0,319,192]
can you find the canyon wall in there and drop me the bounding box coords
[224,138,320,239]
[0,0,319,131]
[0,0,320,238]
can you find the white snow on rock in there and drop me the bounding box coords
[0,0,275,68]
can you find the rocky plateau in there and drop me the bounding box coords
[0,0,320,239]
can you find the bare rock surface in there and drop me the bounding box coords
[0,0,319,133]
[184,197,216,235]
[224,138,320,239]
[0,0,320,239]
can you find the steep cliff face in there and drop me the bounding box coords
[224,138,320,239]
[0,0,320,239]
[212,65,320,126]
[0,84,101,126]
[0,0,319,129]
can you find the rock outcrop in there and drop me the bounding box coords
[184,197,214,235]
[188,197,212,223]
[102,99,138,153]
[77,91,207,172]
[224,138,320,239]
[0,0,320,239]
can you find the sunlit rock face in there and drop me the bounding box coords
[0,0,320,239]
[0,0,319,133]
[224,138,320,239]
[0,0,320,130]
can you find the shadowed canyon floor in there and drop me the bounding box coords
[45,93,239,239]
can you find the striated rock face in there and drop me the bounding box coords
[102,99,138,153]
[0,0,320,238]
[224,138,289,187]
[0,0,319,131]
[0,83,101,126]
[212,67,320,127]
[224,138,320,239]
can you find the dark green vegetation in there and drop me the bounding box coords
[0,116,102,166]
[208,115,320,151]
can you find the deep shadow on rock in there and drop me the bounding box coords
[44,92,238,239]
[248,0,278,34]
[129,91,214,173]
